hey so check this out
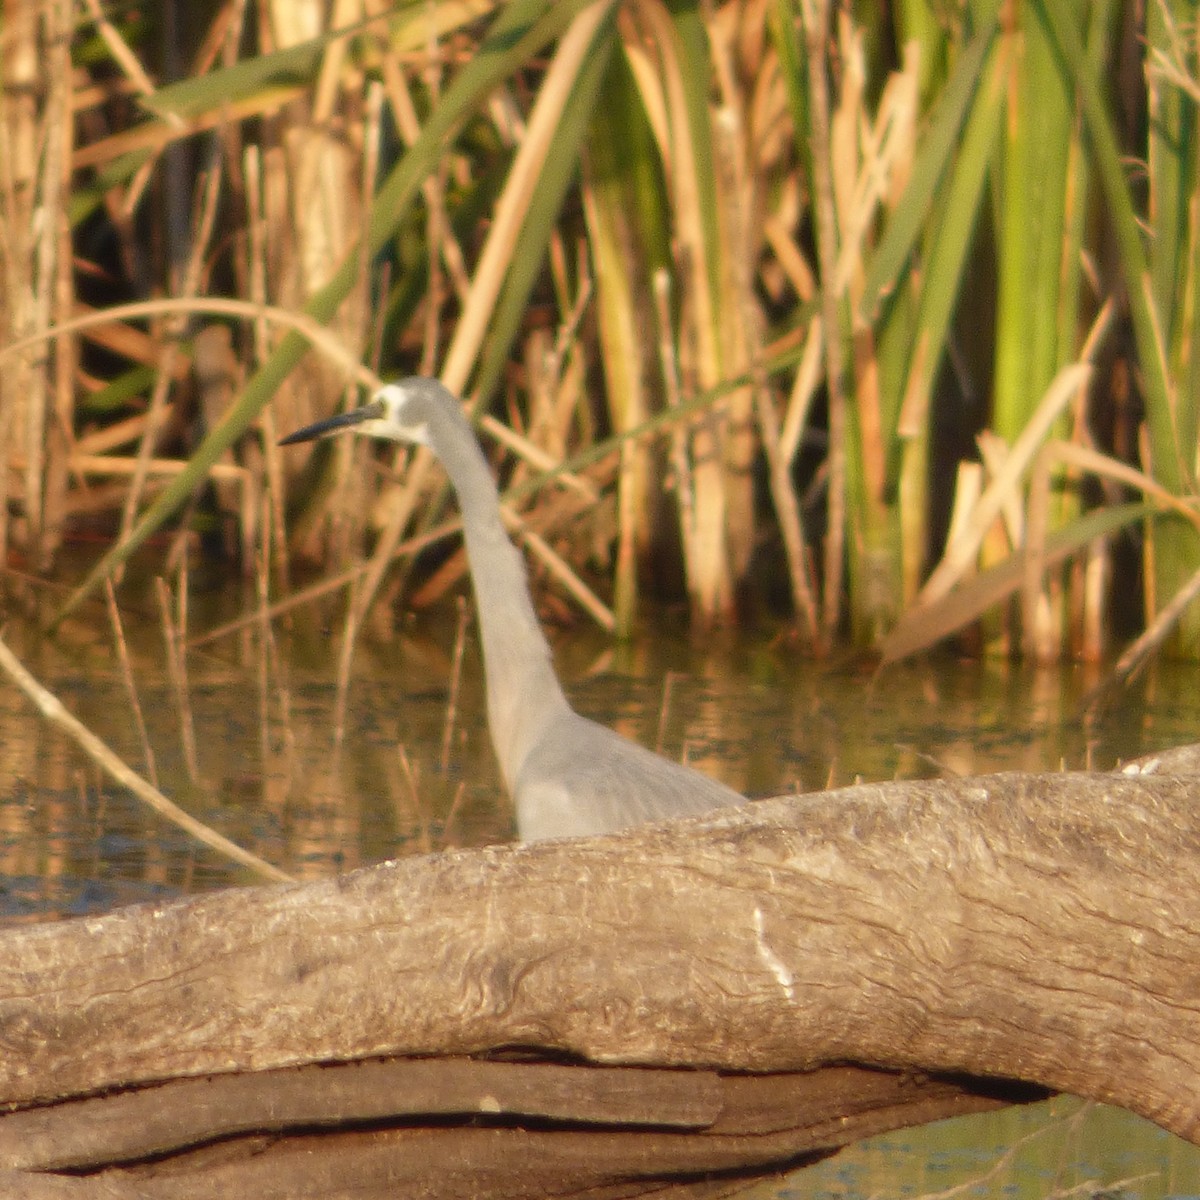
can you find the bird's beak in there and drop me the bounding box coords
[278,397,388,446]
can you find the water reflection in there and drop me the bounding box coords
[2,613,1199,1194]
[3,616,1199,919]
[2,614,1200,921]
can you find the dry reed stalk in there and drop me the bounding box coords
[1002,285,1107,662]
[1023,446,1057,661]
[1046,440,1200,529]
[1082,535,1110,663]
[508,515,616,633]
[103,579,159,789]
[652,269,700,595]
[255,535,273,775]
[439,597,471,774]
[332,568,364,749]
[548,345,590,470]
[359,76,385,328]
[20,4,53,558]
[369,11,456,372]
[372,14,470,306]
[73,413,152,456]
[61,481,169,523]
[309,71,383,572]
[246,0,377,575]
[392,745,432,856]
[188,564,366,648]
[64,453,247,483]
[245,145,292,594]
[79,0,161,102]
[479,416,599,501]
[192,0,246,76]
[441,780,469,847]
[713,9,822,642]
[187,505,475,649]
[154,575,201,785]
[780,317,824,462]
[408,456,606,609]
[653,671,678,756]
[755,384,821,646]
[975,432,1026,552]
[327,6,613,671]
[614,432,639,635]
[443,3,610,395]
[48,453,243,529]
[71,81,298,172]
[254,497,298,788]
[708,11,764,588]
[632,0,738,626]
[0,296,382,390]
[517,334,562,471]
[798,0,847,648]
[830,30,918,297]
[40,0,75,570]
[0,634,291,883]
[254,17,434,676]
[69,302,191,373]
[918,364,1093,607]
[550,247,593,365]
[0,1,70,565]
[762,213,817,301]
[542,234,589,410]
[255,595,274,786]
[116,161,223,565]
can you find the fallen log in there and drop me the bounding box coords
[0,761,1196,1196]
[0,1059,1038,1198]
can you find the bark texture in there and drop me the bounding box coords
[0,764,1196,1195]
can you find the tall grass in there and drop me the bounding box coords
[1,0,1197,662]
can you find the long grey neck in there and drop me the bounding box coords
[424,397,571,790]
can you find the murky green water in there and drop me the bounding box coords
[1,598,1198,1196]
[744,1094,1200,1198]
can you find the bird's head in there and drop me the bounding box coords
[279,380,433,448]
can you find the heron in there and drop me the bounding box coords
[280,377,746,842]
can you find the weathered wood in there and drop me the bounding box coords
[0,766,1196,1195]
[0,1058,724,1170]
[0,1067,1039,1198]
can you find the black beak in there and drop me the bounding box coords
[278,398,387,446]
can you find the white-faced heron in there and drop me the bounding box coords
[280,377,746,842]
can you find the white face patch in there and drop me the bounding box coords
[371,385,431,445]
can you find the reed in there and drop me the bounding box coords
[1143,0,1200,654]
[103,579,158,789]
[0,633,291,883]
[0,0,1193,664]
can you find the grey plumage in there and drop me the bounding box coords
[280,377,745,841]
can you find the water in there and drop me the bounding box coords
[1,607,1198,1195]
[743,1096,1200,1199]
[5,622,1186,914]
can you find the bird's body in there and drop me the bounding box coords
[281,377,745,841]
